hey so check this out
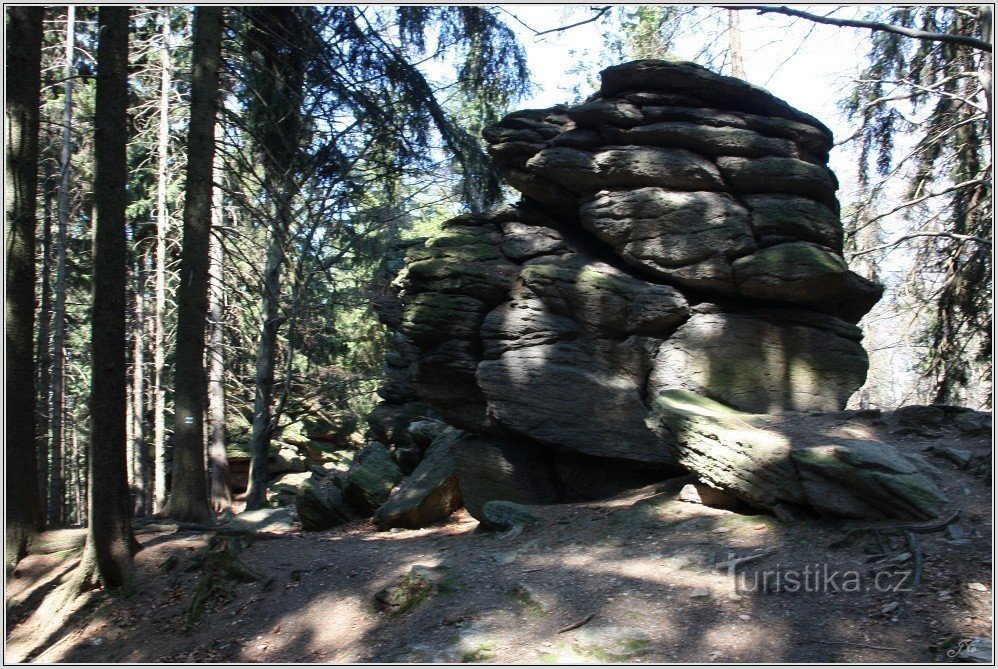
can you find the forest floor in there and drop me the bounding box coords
[5,426,992,664]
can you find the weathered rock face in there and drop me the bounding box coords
[647,390,948,520]
[372,59,897,523]
[373,428,464,530]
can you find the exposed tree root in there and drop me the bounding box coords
[184,533,262,632]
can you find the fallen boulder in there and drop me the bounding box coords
[481,500,541,531]
[647,389,948,520]
[343,441,404,516]
[374,428,464,530]
[295,474,355,531]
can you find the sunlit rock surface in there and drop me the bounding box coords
[371,59,900,523]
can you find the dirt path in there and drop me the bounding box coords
[5,431,992,664]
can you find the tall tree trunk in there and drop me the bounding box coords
[50,6,75,528]
[244,226,283,511]
[242,7,305,512]
[153,8,171,513]
[131,260,148,515]
[79,5,136,590]
[71,418,82,525]
[76,416,87,525]
[165,6,223,524]
[37,158,55,528]
[126,378,135,504]
[5,5,44,568]
[728,9,745,80]
[208,133,231,513]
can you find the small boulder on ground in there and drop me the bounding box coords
[374,428,464,530]
[343,442,404,516]
[481,500,541,531]
[678,481,745,510]
[295,474,355,531]
[225,506,297,533]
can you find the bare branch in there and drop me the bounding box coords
[533,6,612,37]
[852,231,992,258]
[722,5,992,52]
[865,177,991,225]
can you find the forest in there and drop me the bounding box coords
[4,4,993,664]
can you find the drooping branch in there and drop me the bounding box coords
[532,6,612,37]
[722,5,992,52]
[852,231,992,258]
[862,177,992,227]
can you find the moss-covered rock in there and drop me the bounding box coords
[481,500,541,531]
[648,389,948,520]
[374,428,463,530]
[295,474,355,531]
[343,442,404,516]
[732,242,883,322]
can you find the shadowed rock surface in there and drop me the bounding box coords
[362,59,953,526]
[646,390,948,520]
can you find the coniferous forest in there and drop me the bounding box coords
[4,5,993,664]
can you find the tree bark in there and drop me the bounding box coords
[82,5,136,590]
[50,5,75,528]
[242,7,305,511]
[5,5,44,568]
[165,6,223,524]
[244,228,283,510]
[71,417,82,525]
[153,8,171,514]
[131,260,148,516]
[208,130,232,513]
[36,161,54,526]
[727,9,745,80]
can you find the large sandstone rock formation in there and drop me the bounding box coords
[364,59,950,525]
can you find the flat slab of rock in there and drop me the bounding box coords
[649,306,869,413]
[647,389,948,520]
[526,146,725,193]
[225,507,297,533]
[374,428,463,530]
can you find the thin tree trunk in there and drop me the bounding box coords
[131,260,148,516]
[242,8,304,511]
[76,416,87,525]
[65,416,82,526]
[5,5,45,567]
[126,378,135,501]
[37,160,54,527]
[244,227,283,511]
[143,248,156,512]
[49,5,75,528]
[208,131,231,513]
[72,419,82,525]
[728,9,745,80]
[153,8,171,514]
[165,6,223,524]
[78,5,136,590]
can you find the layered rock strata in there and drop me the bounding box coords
[364,59,947,525]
